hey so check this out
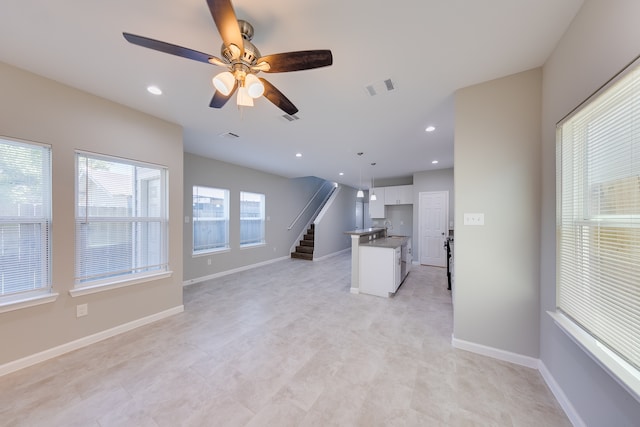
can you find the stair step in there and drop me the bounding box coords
[303,234,314,241]
[291,252,313,260]
[300,240,314,247]
[296,245,314,254]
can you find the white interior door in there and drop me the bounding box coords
[419,191,449,267]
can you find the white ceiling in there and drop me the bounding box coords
[0,0,583,189]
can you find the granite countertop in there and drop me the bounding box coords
[344,227,386,236]
[360,236,409,249]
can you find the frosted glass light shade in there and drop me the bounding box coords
[370,193,377,201]
[245,74,265,98]
[236,86,254,107]
[356,189,364,198]
[212,71,235,96]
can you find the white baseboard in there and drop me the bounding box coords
[538,361,586,427]
[183,256,289,287]
[451,335,585,426]
[451,335,539,369]
[0,305,184,377]
[313,247,350,262]
[350,287,359,294]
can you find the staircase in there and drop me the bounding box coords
[291,224,315,260]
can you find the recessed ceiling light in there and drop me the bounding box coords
[432,160,439,164]
[339,172,344,176]
[425,126,436,132]
[295,153,302,157]
[147,85,162,95]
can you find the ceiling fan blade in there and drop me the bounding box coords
[209,81,238,108]
[206,0,244,60]
[123,33,227,66]
[257,50,333,73]
[259,78,298,115]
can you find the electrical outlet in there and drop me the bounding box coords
[76,303,88,318]
[463,213,485,226]
[207,258,212,265]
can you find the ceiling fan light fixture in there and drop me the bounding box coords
[237,86,254,107]
[213,71,235,96]
[245,74,265,98]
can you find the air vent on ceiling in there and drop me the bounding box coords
[218,132,240,139]
[282,114,300,122]
[365,78,397,96]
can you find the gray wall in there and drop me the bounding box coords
[0,62,184,365]
[540,0,640,424]
[411,168,454,263]
[183,152,333,282]
[314,185,359,259]
[454,68,542,357]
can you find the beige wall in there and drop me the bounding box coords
[183,153,335,282]
[0,62,184,366]
[540,0,640,423]
[454,68,542,357]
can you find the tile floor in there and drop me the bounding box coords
[0,253,571,426]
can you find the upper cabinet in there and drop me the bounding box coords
[384,185,413,205]
[369,185,413,218]
[369,187,385,218]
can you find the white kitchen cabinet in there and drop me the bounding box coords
[384,185,413,205]
[369,187,385,218]
[359,245,402,297]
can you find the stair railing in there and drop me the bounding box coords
[287,181,334,230]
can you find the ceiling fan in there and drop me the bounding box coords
[123,0,333,115]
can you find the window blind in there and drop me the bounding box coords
[240,191,265,246]
[0,138,51,297]
[557,61,640,370]
[192,185,229,253]
[75,153,168,285]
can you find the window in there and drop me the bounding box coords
[556,58,640,397]
[193,185,229,254]
[0,137,51,298]
[75,152,168,286]
[240,191,265,247]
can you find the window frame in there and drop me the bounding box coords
[192,185,230,255]
[73,151,170,293]
[552,55,640,402]
[239,191,266,248]
[0,136,56,311]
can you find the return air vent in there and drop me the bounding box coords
[218,132,240,139]
[281,114,300,122]
[365,78,397,96]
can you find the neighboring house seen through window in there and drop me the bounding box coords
[192,185,229,254]
[75,152,168,286]
[0,137,51,299]
[240,191,265,247]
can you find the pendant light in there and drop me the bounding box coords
[370,162,377,201]
[356,152,364,198]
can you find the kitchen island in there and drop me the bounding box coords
[344,228,387,294]
[359,236,411,297]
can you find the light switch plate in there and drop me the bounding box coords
[464,213,485,226]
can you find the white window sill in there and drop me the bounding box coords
[0,291,59,314]
[69,271,173,297]
[192,248,230,257]
[240,243,266,250]
[548,311,640,403]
